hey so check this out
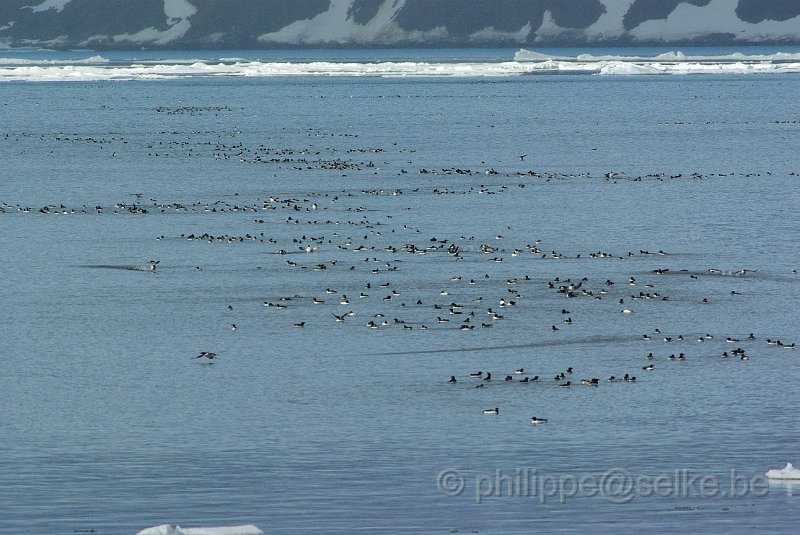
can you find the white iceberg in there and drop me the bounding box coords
[765,463,800,480]
[136,525,263,535]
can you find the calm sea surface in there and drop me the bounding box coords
[1,48,799,534]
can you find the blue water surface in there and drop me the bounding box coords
[0,48,799,534]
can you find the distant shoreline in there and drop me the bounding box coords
[4,37,800,52]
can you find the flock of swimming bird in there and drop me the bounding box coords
[3,181,797,431]
[3,126,797,431]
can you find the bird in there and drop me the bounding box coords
[469,371,483,378]
[193,351,217,360]
[530,417,548,424]
[448,376,457,384]
[482,407,499,415]
[332,312,351,322]
[643,364,655,371]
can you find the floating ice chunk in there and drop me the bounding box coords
[653,51,687,61]
[599,63,661,76]
[136,525,263,535]
[765,463,800,480]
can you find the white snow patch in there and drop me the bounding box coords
[112,20,192,46]
[630,0,800,42]
[585,0,636,40]
[164,0,197,23]
[258,0,451,45]
[136,525,263,535]
[469,23,531,44]
[23,0,73,13]
[533,11,566,41]
[766,463,800,480]
[258,0,366,44]
[110,0,196,46]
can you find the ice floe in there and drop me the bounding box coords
[2,49,800,82]
[765,463,800,480]
[136,525,263,535]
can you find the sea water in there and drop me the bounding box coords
[0,48,799,534]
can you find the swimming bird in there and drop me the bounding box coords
[448,376,457,384]
[483,407,499,415]
[530,417,548,424]
[642,364,655,371]
[469,371,483,378]
[193,351,217,360]
[515,368,524,374]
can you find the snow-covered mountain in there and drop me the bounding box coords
[1,0,799,49]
